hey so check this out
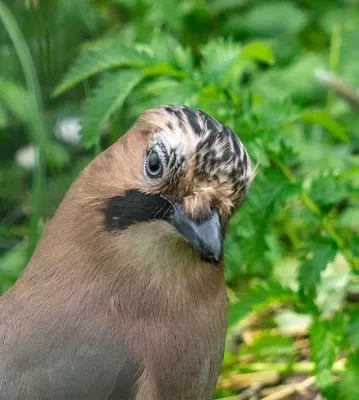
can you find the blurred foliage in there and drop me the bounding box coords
[1,0,359,398]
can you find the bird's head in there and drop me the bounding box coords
[81,105,253,264]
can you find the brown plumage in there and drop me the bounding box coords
[0,105,253,399]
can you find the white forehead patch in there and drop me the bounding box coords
[151,129,198,161]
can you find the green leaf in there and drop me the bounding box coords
[53,41,151,96]
[81,69,144,149]
[341,352,359,400]
[149,80,196,105]
[310,316,344,399]
[228,168,295,275]
[147,32,193,76]
[338,207,359,229]
[46,142,70,169]
[307,171,348,208]
[346,306,359,348]
[0,245,27,293]
[146,0,183,33]
[143,63,182,78]
[200,37,242,87]
[224,1,308,37]
[300,109,350,142]
[241,333,295,360]
[0,78,30,122]
[298,239,337,298]
[0,103,6,128]
[253,53,326,103]
[130,78,197,118]
[227,279,296,331]
[211,0,248,13]
[241,41,274,65]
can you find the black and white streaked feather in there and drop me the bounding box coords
[139,105,254,215]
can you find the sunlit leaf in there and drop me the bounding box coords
[241,41,274,65]
[310,316,344,399]
[53,41,151,96]
[200,37,242,87]
[341,352,359,400]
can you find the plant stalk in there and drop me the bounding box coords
[0,1,47,259]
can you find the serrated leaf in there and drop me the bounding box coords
[81,69,144,148]
[200,37,242,87]
[241,41,274,65]
[228,168,295,275]
[146,0,183,33]
[53,41,151,96]
[310,316,343,399]
[133,78,197,115]
[148,32,193,76]
[307,171,348,207]
[300,109,350,142]
[298,239,337,298]
[341,352,359,400]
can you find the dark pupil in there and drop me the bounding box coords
[147,152,161,176]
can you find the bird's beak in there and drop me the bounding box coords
[169,201,223,263]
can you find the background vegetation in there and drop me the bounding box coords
[1,0,359,398]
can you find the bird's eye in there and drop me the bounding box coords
[145,150,163,179]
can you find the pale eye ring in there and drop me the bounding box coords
[145,150,163,178]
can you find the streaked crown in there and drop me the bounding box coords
[136,105,253,219]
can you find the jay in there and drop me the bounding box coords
[0,105,253,399]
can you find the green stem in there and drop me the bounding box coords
[271,155,359,269]
[283,219,301,249]
[327,22,342,112]
[0,1,47,259]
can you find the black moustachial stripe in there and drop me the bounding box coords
[103,190,172,231]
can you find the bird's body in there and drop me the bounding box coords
[0,106,252,399]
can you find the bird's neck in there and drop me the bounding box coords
[17,203,225,319]
[91,221,225,317]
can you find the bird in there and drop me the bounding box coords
[0,105,253,400]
